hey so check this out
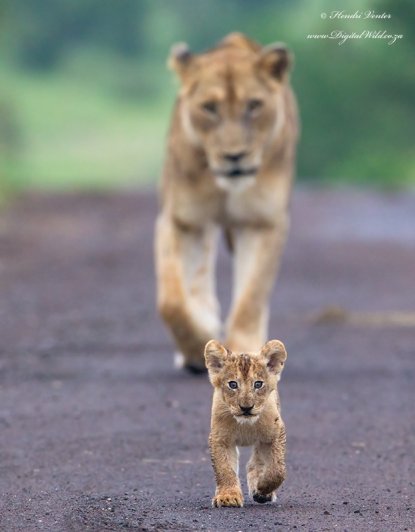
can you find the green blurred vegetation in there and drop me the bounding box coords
[0,0,414,192]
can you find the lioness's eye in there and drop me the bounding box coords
[201,101,218,115]
[254,381,264,389]
[247,99,263,114]
[228,381,238,390]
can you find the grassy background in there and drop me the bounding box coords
[1,63,173,190]
[1,0,414,193]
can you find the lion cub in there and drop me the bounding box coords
[204,339,287,507]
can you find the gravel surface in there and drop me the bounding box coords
[0,188,414,531]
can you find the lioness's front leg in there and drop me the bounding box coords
[226,217,288,352]
[155,214,220,370]
[247,428,286,503]
[209,435,243,507]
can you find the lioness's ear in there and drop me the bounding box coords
[204,340,227,375]
[168,42,193,79]
[261,339,287,376]
[257,43,292,81]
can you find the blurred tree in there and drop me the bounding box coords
[0,0,413,187]
[6,0,148,68]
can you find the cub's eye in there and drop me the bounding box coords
[247,99,263,114]
[201,101,218,115]
[228,381,238,390]
[254,381,264,389]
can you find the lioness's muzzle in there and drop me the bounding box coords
[214,167,258,179]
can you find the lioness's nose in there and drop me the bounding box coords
[240,405,254,413]
[223,151,247,163]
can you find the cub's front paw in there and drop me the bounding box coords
[252,490,277,504]
[212,488,244,508]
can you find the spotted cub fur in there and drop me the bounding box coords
[204,339,287,507]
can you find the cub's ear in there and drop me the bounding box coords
[168,42,193,79]
[257,43,293,81]
[204,340,228,376]
[260,339,287,377]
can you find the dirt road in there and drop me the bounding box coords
[0,188,414,531]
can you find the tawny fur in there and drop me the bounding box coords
[204,339,287,507]
[155,33,299,370]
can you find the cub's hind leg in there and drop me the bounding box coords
[247,431,286,503]
[247,443,275,503]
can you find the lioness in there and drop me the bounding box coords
[204,339,287,507]
[156,33,298,372]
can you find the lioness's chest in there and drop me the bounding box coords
[223,185,281,226]
[174,179,282,228]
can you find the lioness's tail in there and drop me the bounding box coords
[224,228,234,254]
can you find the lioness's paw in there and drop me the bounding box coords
[252,490,276,504]
[174,352,207,374]
[212,489,244,508]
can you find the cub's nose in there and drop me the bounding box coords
[223,151,247,163]
[240,405,254,415]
